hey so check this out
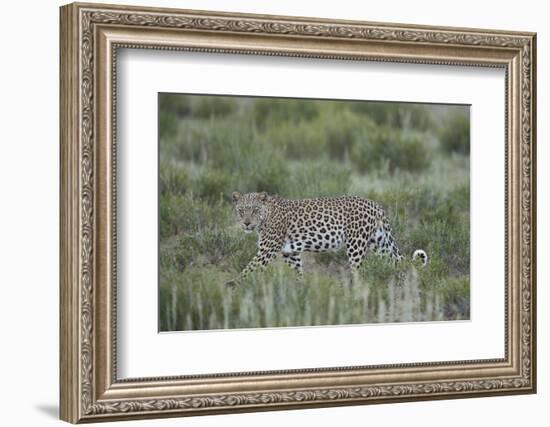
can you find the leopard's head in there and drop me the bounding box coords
[231,191,270,234]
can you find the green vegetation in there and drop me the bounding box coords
[159,95,470,331]
[439,110,470,155]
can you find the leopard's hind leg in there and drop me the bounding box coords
[368,216,403,264]
[345,236,369,286]
[282,252,304,280]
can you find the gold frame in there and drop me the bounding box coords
[60,2,537,423]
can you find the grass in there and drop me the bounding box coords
[159,94,470,331]
[159,260,468,331]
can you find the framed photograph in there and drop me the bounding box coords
[60,2,537,423]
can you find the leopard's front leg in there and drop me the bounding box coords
[242,247,279,278]
[225,231,283,288]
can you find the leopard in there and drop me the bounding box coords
[226,191,427,287]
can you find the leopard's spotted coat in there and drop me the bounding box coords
[230,192,427,285]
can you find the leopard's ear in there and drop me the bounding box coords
[258,191,268,202]
[231,191,242,203]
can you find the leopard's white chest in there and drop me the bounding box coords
[281,241,294,254]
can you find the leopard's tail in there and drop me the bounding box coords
[375,213,428,267]
[412,249,428,266]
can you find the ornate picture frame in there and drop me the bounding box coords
[60,2,536,423]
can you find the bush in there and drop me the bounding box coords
[196,168,233,202]
[165,117,257,166]
[254,98,319,129]
[439,277,470,319]
[160,94,192,118]
[159,94,192,140]
[262,119,327,160]
[191,96,238,119]
[351,126,431,174]
[224,150,290,195]
[439,113,470,155]
[160,235,196,273]
[161,229,247,272]
[284,160,351,198]
[409,213,469,276]
[159,161,190,196]
[351,102,432,131]
[248,154,290,194]
[322,109,373,161]
[161,119,210,163]
[262,109,373,162]
[159,192,231,239]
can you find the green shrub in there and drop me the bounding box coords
[191,96,238,118]
[162,119,210,163]
[262,109,373,162]
[223,149,291,196]
[196,168,233,202]
[262,119,327,159]
[322,109,373,161]
[159,94,192,140]
[159,161,190,196]
[439,277,470,319]
[351,102,432,131]
[248,154,290,194]
[439,113,470,155]
[409,214,469,276]
[408,105,433,131]
[283,160,351,198]
[159,113,178,142]
[351,126,431,174]
[160,235,195,273]
[254,98,319,129]
[359,255,407,285]
[159,192,231,239]
[313,250,348,268]
[166,117,257,166]
[160,93,192,117]
[161,229,246,272]
[159,193,185,239]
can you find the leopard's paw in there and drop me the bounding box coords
[224,279,240,290]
